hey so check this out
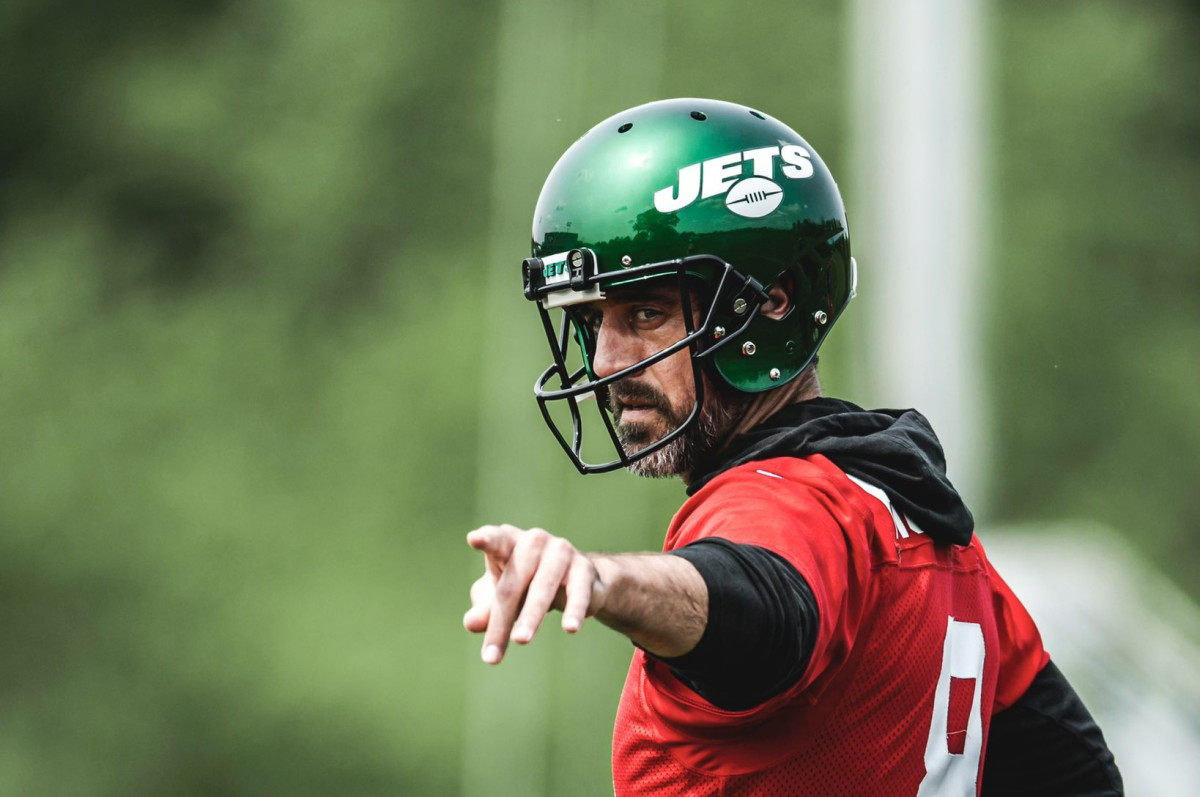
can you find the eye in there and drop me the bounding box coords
[579,309,602,334]
[632,307,664,325]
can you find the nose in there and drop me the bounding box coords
[590,322,644,380]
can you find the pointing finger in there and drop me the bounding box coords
[467,525,519,578]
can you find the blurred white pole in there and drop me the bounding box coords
[850,0,991,512]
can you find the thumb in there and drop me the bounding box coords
[464,572,496,632]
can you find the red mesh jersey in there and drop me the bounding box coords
[612,455,1047,796]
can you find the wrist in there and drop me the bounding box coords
[588,553,707,658]
[587,553,621,623]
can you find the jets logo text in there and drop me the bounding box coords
[654,145,814,217]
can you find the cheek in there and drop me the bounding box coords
[651,348,698,410]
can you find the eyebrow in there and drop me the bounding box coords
[601,284,679,303]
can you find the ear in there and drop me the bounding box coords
[759,273,795,320]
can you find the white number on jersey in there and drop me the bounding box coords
[916,618,986,796]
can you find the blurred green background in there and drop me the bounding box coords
[0,0,1196,795]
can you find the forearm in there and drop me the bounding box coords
[591,553,708,658]
[466,526,817,711]
[982,660,1123,796]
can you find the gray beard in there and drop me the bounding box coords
[615,383,748,479]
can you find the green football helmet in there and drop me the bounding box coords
[522,98,856,473]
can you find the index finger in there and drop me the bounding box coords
[467,524,518,577]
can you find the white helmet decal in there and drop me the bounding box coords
[653,145,814,215]
[725,177,784,218]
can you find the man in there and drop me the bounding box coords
[464,98,1122,795]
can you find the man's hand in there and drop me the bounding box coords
[463,524,606,665]
[465,524,708,664]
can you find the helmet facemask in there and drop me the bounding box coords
[525,249,768,474]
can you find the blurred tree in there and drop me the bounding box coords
[0,0,500,794]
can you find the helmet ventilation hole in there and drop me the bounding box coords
[617,122,633,133]
[749,110,765,119]
[690,111,707,121]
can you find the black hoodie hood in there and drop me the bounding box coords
[686,397,974,546]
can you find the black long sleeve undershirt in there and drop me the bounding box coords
[658,537,819,711]
[982,660,1124,796]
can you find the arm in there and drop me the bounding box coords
[463,524,708,665]
[663,538,818,710]
[981,660,1123,796]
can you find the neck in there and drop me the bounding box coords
[680,365,821,486]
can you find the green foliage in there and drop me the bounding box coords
[0,0,495,793]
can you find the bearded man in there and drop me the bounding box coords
[463,99,1122,796]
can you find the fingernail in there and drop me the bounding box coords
[482,644,502,665]
[563,617,580,633]
[512,624,531,643]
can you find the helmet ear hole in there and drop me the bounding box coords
[760,273,796,320]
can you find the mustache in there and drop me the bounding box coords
[606,380,670,415]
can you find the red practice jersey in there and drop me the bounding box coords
[612,454,1048,796]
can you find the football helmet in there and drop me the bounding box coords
[522,98,856,473]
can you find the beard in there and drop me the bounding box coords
[609,375,750,479]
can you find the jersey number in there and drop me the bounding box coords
[916,619,985,797]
